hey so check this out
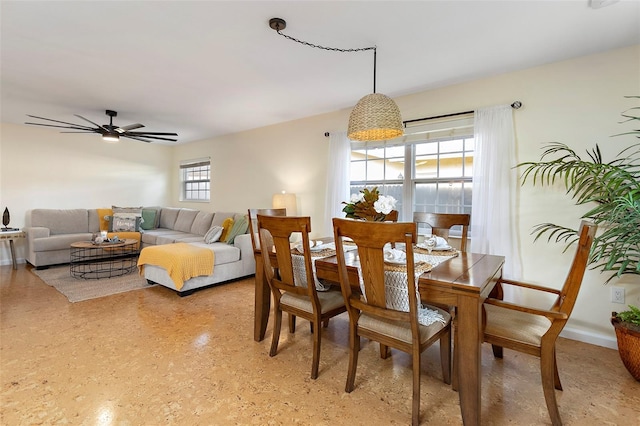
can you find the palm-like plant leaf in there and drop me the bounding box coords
[518,97,640,283]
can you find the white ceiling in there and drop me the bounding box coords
[1,1,639,144]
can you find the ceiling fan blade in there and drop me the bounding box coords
[74,114,108,132]
[116,123,145,133]
[24,122,99,132]
[26,115,95,130]
[60,131,99,134]
[124,134,177,142]
[126,131,178,136]
[122,135,153,143]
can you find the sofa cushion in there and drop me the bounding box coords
[190,211,214,235]
[140,228,180,245]
[159,208,181,229]
[211,212,236,227]
[33,233,92,251]
[190,242,241,265]
[30,209,89,235]
[173,209,200,233]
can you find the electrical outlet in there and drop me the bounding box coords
[611,286,625,304]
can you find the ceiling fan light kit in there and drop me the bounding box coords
[269,17,403,142]
[24,109,178,144]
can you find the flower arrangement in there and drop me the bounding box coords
[342,187,397,221]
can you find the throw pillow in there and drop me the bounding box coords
[97,208,113,231]
[112,205,143,215]
[140,209,157,230]
[204,225,224,244]
[110,213,142,232]
[219,217,234,242]
[225,215,249,244]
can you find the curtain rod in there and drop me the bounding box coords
[324,101,523,136]
[403,101,522,126]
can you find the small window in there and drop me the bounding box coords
[180,158,210,202]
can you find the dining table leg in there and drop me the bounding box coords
[253,254,270,342]
[456,293,482,426]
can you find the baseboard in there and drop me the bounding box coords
[0,258,25,267]
[560,326,618,350]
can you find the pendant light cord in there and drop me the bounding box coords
[270,19,377,93]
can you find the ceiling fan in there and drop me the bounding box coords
[25,109,178,143]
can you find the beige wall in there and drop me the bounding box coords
[1,45,638,347]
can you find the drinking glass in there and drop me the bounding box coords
[425,235,437,254]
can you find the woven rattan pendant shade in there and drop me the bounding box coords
[348,93,403,141]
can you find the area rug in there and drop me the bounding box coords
[33,266,156,303]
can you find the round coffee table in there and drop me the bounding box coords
[70,238,139,279]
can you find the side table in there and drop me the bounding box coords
[0,230,26,270]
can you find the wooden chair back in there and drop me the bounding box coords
[247,208,286,254]
[332,218,420,329]
[257,215,319,303]
[553,220,597,318]
[413,212,470,252]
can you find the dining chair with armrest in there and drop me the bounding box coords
[482,220,597,426]
[332,218,452,425]
[258,215,346,379]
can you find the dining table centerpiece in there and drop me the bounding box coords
[342,187,397,221]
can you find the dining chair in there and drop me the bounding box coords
[257,215,346,379]
[413,212,470,389]
[482,220,597,426]
[332,218,452,425]
[248,208,287,339]
[412,212,470,252]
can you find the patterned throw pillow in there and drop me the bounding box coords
[111,213,142,232]
[204,226,224,244]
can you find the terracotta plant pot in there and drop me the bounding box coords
[611,313,640,381]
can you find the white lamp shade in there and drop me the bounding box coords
[272,192,297,215]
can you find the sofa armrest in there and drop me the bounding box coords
[24,226,50,240]
[233,233,256,275]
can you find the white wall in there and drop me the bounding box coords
[2,45,638,348]
[0,123,173,262]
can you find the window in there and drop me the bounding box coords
[180,158,211,201]
[349,115,474,222]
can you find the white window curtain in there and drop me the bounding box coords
[324,131,351,236]
[471,105,522,290]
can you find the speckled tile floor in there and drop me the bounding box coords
[1,265,639,425]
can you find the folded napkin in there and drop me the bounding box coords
[419,235,451,250]
[295,240,323,253]
[384,248,406,263]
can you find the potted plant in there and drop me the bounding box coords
[611,305,640,380]
[517,96,639,380]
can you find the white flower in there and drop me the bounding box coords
[350,192,365,203]
[374,195,397,215]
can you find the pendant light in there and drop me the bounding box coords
[269,18,403,142]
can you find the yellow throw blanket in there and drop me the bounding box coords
[137,243,214,290]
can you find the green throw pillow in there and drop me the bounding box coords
[141,209,157,230]
[225,215,249,244]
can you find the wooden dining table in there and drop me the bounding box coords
[253,244,504,426]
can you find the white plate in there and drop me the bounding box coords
[385,258,407,265]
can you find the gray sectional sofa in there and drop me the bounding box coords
[24,207,255,295]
